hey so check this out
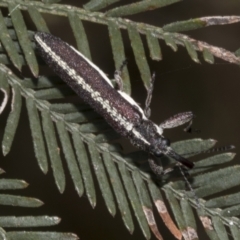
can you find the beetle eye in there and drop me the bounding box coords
[162,138,170,146]
[154,150,163,158]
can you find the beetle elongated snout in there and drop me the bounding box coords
[165,147,194,169]
[153,137,194,169]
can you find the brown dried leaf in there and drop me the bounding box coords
[182,227,198,240]
[200,216,213,230]
[143,205,163,240]
[155,200,182,240]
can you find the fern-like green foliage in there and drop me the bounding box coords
[0,1,240,240]
[0,168,78,239]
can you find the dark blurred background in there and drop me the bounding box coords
[0,0,240,239]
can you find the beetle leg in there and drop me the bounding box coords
[159,111,196,132]
[144,73,156,118]
[114,60,128,91]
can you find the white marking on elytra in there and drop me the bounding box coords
[155,124,163,135]
[70,46,114,87]
[118,91,147,120]
[35,35,134,132]
[37,34,149,122]
[0,88,8,114]
[132,128,150,145]
[70,45,147,120]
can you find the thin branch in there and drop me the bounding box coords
[0,1,239,64]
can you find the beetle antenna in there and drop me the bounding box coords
[177,164,200,208]
[182,145,235,157]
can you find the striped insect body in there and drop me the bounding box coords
[34,32,194,176]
